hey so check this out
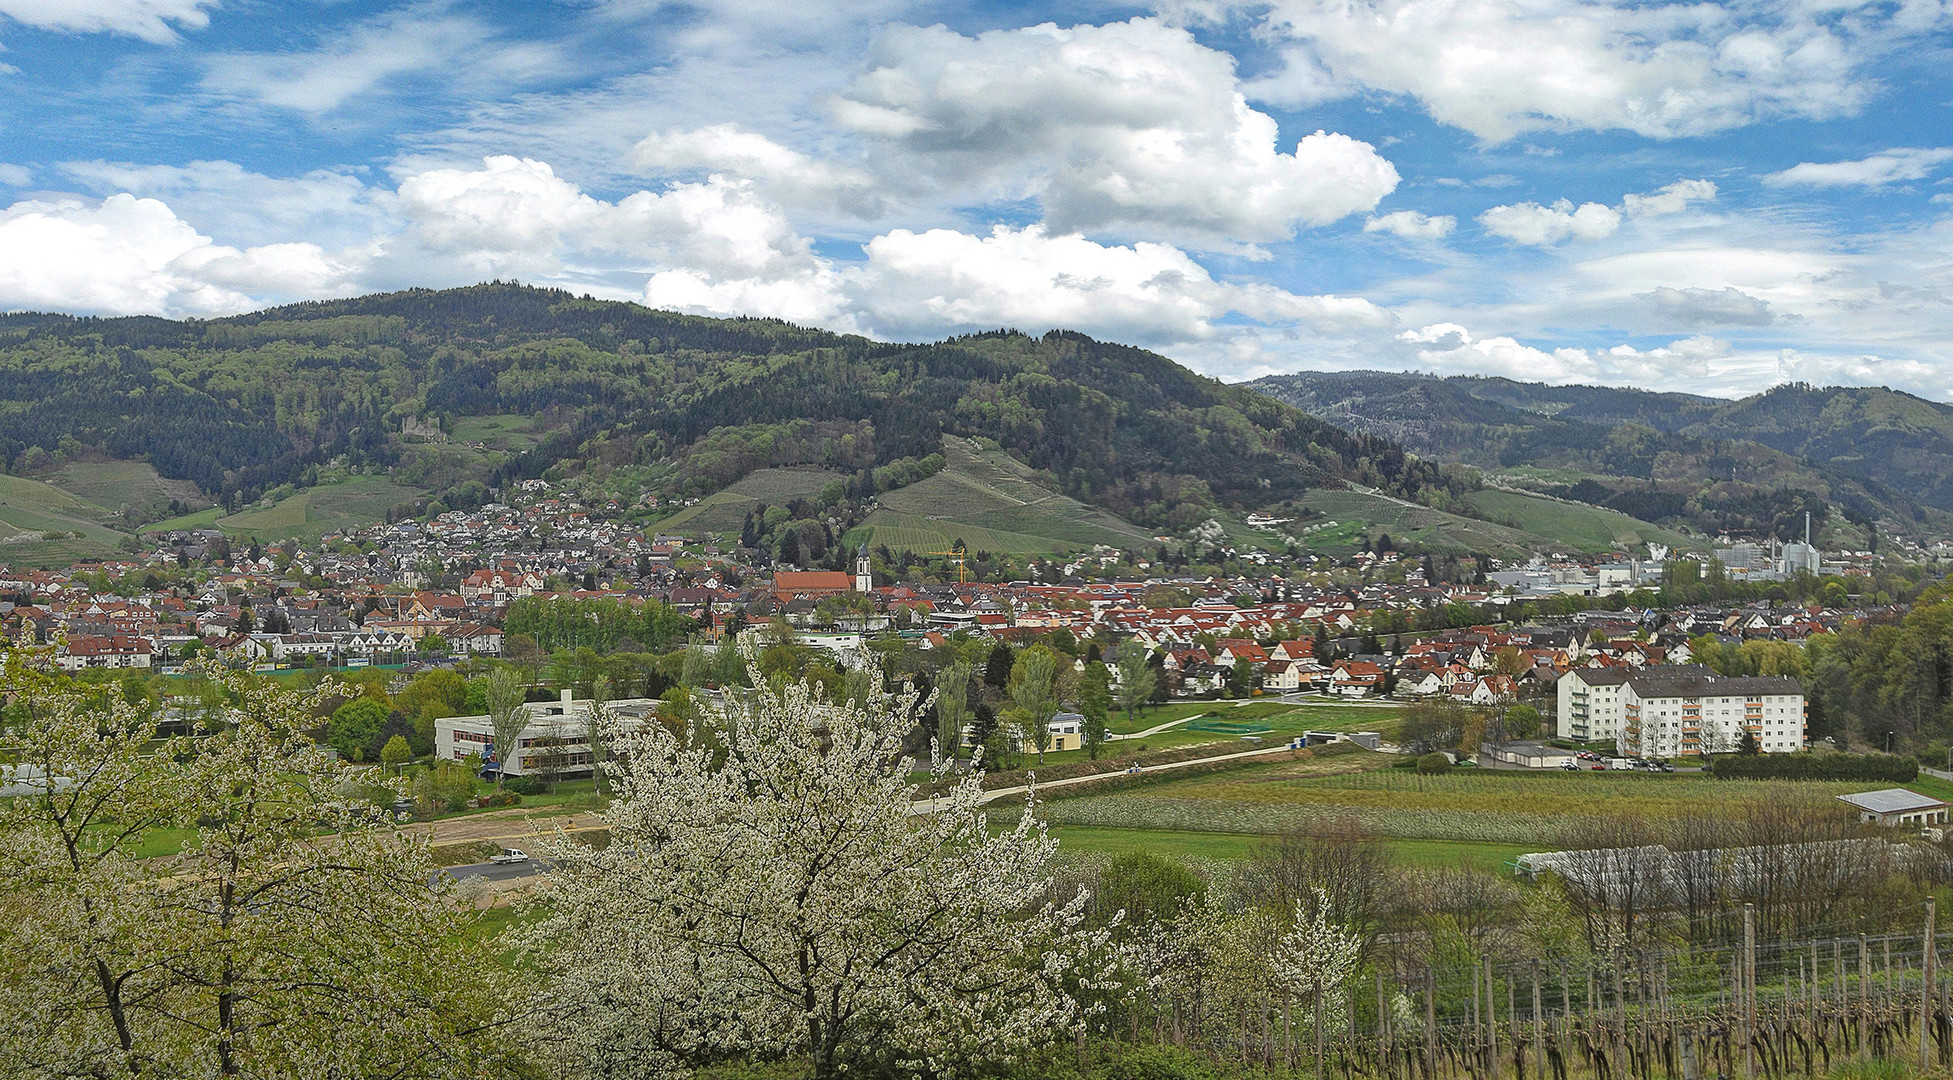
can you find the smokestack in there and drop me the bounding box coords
[1805,511,1811,547]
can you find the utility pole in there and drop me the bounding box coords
[1744,904,1757,1080]
[1924,898,1938,1071]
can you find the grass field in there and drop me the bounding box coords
[0,472,110,518]
[1464,489,1695,552]
[1045,825,1528,873]
[860,436,1156,554]
[1297,486,1693,557]
[1028,755,1935,850]
[52,461,201,522]
[658,468,847,535]
[1298,489,1543,556]
[449,414,544,451]
[144,477,423,540]
[0,472,136,562]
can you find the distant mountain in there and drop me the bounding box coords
[1244,370,1950,544]
[0,284,1458,542]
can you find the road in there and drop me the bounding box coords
[912,742,1301,813]
[440,858,551,883]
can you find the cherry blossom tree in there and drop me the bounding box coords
[525,666,1101,1080]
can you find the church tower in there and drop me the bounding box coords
[854,546,873,592]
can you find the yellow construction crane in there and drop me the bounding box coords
[928,548,972,584]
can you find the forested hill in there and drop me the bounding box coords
[1246,369,1953,543]
[0,283,1456,532]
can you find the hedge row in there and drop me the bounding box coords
[1707,752,1918,782]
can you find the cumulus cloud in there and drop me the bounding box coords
[1765,148,1953,188]
[829,18,1398,245]
[1481,179,1715,245]
[846,223,1391,344]
[631,124,885,217]
[1396,323,1744,386]
[0,164,30,188]
[0,0,213,42]
[60,159,381,248]
[1364,209,1455,239]
[0,194,352,316]
[1644,285,1774,327]
[1480,200,1622,245]
[390,155,831,307]
[1242,0,1916,141]
[1622,179,1717,217]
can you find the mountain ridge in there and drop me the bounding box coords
[0,284,1464,551]
[1245,368,1951,545]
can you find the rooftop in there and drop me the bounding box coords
[1837,789,1945,815]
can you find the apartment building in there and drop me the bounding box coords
[1558,663,1805,757]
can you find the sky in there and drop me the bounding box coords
[0,1,1950,399]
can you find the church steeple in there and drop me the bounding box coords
[854,545,873,593]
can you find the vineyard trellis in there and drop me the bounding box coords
[1088,900,1953,1080]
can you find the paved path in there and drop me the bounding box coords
[407,807,606,850]
[913,743,1300,813]
[438,858,552,884]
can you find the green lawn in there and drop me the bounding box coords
[1028,754,1917,848]
[1044,826,1529,874]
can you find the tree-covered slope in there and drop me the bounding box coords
[0,284,1456,533]
[1246,370,1947,542]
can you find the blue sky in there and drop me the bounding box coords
[1,1,1950,399]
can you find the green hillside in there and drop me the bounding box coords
[656,468,847,534]
[142,477,421,540]
[1247,369,1940,542]
[1463,489,1696,551]
[0,284,1459,548]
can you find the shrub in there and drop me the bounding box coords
[502,776,542,796]
[1417,752,1453,775]
[1707,752,1917,782]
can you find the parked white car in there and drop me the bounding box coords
[490,848,530,865]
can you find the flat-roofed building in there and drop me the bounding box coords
[1838,789,1949,828]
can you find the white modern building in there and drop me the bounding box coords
[435,689,661,778]
[1621,667,1805,758]
[1557,667,1633,744]
[1559,664,1805,757]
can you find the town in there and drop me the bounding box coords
[4,474,1915,774]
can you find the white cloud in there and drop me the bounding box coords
[390,155,825,289]
[202,5,564,114]
[1242,0,1921,141]
[59,159,380,248]
[829,18,1398,245]
[631,124,885,217]
[1365,209,1455,240]
[1765,148,1953,188]
[0,194,351,316]
[1397,323,1601,382]
[1480,199,1621,245]
[1643,285,1774,327]
[1395,323,1749,386]
[0,164,29,187]
[1480,179,1715,245]
[1622,179,1717,217]
[850,224,1390,344]
[0,0,213,42]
